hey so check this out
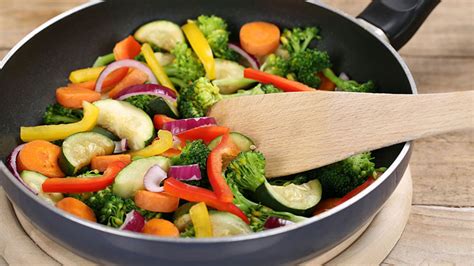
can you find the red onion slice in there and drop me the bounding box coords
[264,216,294,229]
[119,210,145,232]
[114,139,128,154]
[169,164,202,181]
[6,144,36,194]
[114,84,177,101]
[162,117,217,135]
[228,43,259,69]
[95,59,158,93]
[143,165,167,192]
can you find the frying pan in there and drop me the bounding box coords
[0,0,439,264]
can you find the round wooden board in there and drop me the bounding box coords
[0,167,412,265]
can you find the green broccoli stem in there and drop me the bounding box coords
[93,53,115,67]
[322,68,344,88]
[169,77,189,89]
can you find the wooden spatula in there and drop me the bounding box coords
[208,90,474,178]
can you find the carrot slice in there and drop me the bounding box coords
[113,35,141,60]
[240,21,280,56]
[134,190,180,213]
[142,218,179,237]
[17,140,64,178]
[90,154,131,172]
[153,114,176,130]
[108,69,148,99]
[56,197,96,222]
[56,87,101,109]
[317,73,336,91]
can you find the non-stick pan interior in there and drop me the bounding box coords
[0,0,412,171]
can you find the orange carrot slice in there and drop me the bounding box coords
[56,197,96,222]
[240,21,280,56]
[56,87,101,109]
[108,69,148,99]
[90,154,131,172]
[142,218,179,237]
[17,140,64,178]
[134,190,180,213]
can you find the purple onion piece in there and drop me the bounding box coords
[6,144,36,194]
[169,164,202,181]
[162,117,217,135]
[114,139,128,154]
[228,43,260,69]
[264,217,294,230]
[114,84,177,101]
[95,59,158,93]
[119,210,145,232]
[143,165,167,192]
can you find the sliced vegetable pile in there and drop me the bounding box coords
[7,15,385,238]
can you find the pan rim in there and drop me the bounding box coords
[0,0,415,244]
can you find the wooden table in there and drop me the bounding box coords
[0,0,472,264]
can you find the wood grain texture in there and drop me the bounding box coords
[384,206,474,264]
[209,91,474,177]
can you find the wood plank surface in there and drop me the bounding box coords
[0,0,473,264]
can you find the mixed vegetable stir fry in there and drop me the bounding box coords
[7,15,384,238]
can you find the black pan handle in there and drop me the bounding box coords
[357,0,440,50]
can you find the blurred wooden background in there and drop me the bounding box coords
[0,0,472,264]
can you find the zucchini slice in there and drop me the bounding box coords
[212,78,256,94]
[255,179,322,216]
[213,59,256,94]
[208,132,256,151]
[112,156,170,199]
[91,126,120,141]
[209,210,252,237]
[134,20,184,51]
[94,99,155,150]
[59,132,115,175]
[147,96,179,118]
[20,170,63,204]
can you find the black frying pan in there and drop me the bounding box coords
[0,0,439,264]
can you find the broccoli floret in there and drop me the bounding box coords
[289,49,332,88]
[123,94,155,113]
[280,27,320,55]
[260,54,290,77]
[315,152,376,198]
[178,77,222,118]
[171,140,211,188]
[180,224,196,237]
[261,84,283,94]
[179,79,282,118]
[225,153,306,231]
[70,187,160,228]
[164,42,205,87]
[196,15,238,61]
[226,151,266,192]
[322,68,376,93]
[43,104,83,125]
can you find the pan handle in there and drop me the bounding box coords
[357,0,440,50]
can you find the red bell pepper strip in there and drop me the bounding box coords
[153,114,176,130]
[176,125,230,144]
[42,161,126,193]
[244,68,315,92]
[312,198,341,216]
[207,133,240,203]
[336,177,375,205]
[164,177,249,224]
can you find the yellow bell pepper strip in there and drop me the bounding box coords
[129,130,173,158]
[182,21,216,80]
[189,202,213,238]
[69,66,106,84]
[20,101,99,142]
[141,43,177,93]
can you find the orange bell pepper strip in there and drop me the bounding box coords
[42,161,126,193]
